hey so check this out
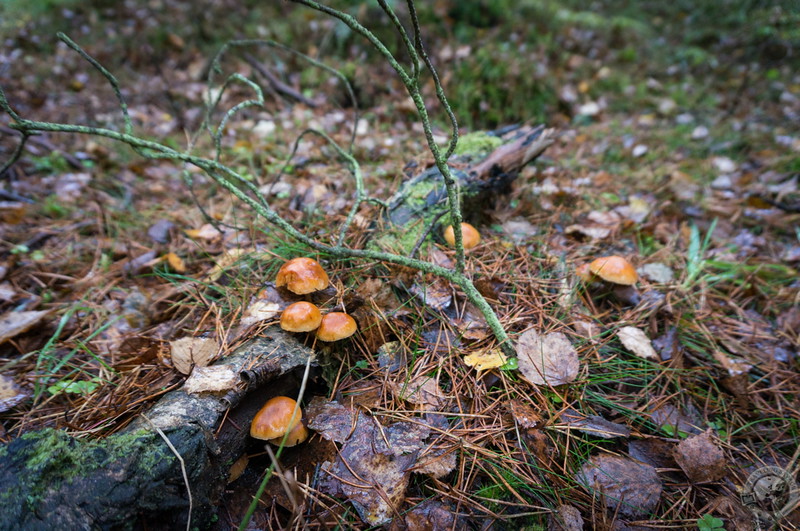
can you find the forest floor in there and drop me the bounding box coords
[0,1,799,529]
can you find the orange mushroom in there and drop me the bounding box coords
[316,312,357,342]
[250,396,308,446]
[443,223,481,250]
[588,256,638,285]
[276,257,329,295]
[280,301,322,332]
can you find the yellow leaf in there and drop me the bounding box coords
[163,252,186,273]
[464,349,507,372]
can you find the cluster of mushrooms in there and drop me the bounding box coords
[275,257,357,342]
[250,257,357,447]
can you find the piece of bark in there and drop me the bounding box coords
[0,327,313,530]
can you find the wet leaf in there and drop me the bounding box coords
[557,408,631,439]
[307,398,433,526]
[548,504,584,531]
[617,326,658,360]
[409,278,452,311]
[673,430,727,483]
[168,337,219,375]
[576,454,662,517]
[0,374,28,412]
[517,329,580,386]
[403,499,459,530]
[0,310,50,345]
[390,374,446,409]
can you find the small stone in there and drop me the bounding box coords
[691,125,709,139]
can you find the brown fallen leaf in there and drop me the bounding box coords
[389,374,446,409]
[548,504,584,531]
[517,329,580,386]
[402,499,459,531]
[673,430,727,483]
[168,337,220,375]
[307,398,434,526]
[0,310,50,345]
[557,408,631,439]
[0,374,28,413]
[576,454,663,517]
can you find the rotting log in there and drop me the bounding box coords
[0,131,553,529]
[374,125,553,254]
[0,327,314,530]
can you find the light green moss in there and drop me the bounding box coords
[454,131,503,158]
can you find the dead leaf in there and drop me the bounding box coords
[517,329,580,386]
[183,365,239,394]
[163,252,186,273]
[408,278,452,311]
[307,398,433,526]
[403,499,459,531]
[239,300,281,328]
[508,399,544,429]
[0,310,50,344]
[463,349,507,372]
[548,504,584,531]
[184,223,222,241]
[414,448,457,478]
[673,430,727,483]
[617,326,658,360]
[0,374,28,412]
[576,454,663,517]
[168,337,219,375]
[390,374,446,409]
[557,408,631,439]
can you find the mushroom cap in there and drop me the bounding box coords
[575,262,593,282]
[316,312,357,342]
[276,257,329,294]
[588,256,638,285]
[250,396,303,441]
[268,422,309,447]
[443,223,481,250]
[280,301,323,332]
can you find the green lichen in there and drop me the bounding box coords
[453,131,503,158]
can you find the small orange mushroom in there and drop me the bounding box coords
[588,256,638,285]
[280,301,323,332]
[316,312,357,342]
[276,257,329,295]
[250,396,308,446]
[443,223,481,250]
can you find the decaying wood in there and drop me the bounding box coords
[0,327,313,530]
[379,125,553,252]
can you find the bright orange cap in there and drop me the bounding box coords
[250,396,305,445]
[588,256,638,285]
[280,301,323,332]
[443,223,481,250]
[276,257,329,294]
[316,312,357,342]
[268,422,309,447]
